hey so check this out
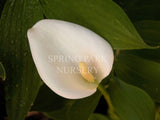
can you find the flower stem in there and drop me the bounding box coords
[115,50,120,57]
[97,84,114,111]
[97,83,119,120]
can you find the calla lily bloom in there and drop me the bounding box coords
[27,19,114,99]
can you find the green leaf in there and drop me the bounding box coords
[31,84,68,112]
[114,53,160,102]
[40,0,150,50]
[114,0,160,21]
[65,92,101,120]
[0,62,6,81]
[0,0,43,120]
[108,77,155,120]
[33,84,101,120]
[121,49,160,63]
[134,20,160,46]
[89,113,110,120]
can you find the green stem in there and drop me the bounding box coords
[97,84,114,112]
[97,83,119,120]
[115,50,120,57]
[115,50,120,62]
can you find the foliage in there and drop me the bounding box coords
[0,0,159,120]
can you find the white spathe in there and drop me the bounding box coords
[27,19,114,99]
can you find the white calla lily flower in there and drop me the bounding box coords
[27,19,114,99]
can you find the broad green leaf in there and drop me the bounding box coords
[31,84,68,112]
[108,77,155,120]
[0,0,43,120]
[114,53,160,102]
[33,84,101,120]
[114,0,160,21]
[134,20,160,46]
[89,113,110,120]
[121,49,160,63]
[0,62,6,80]
[40,0,150,50]
[66,92,101,120]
